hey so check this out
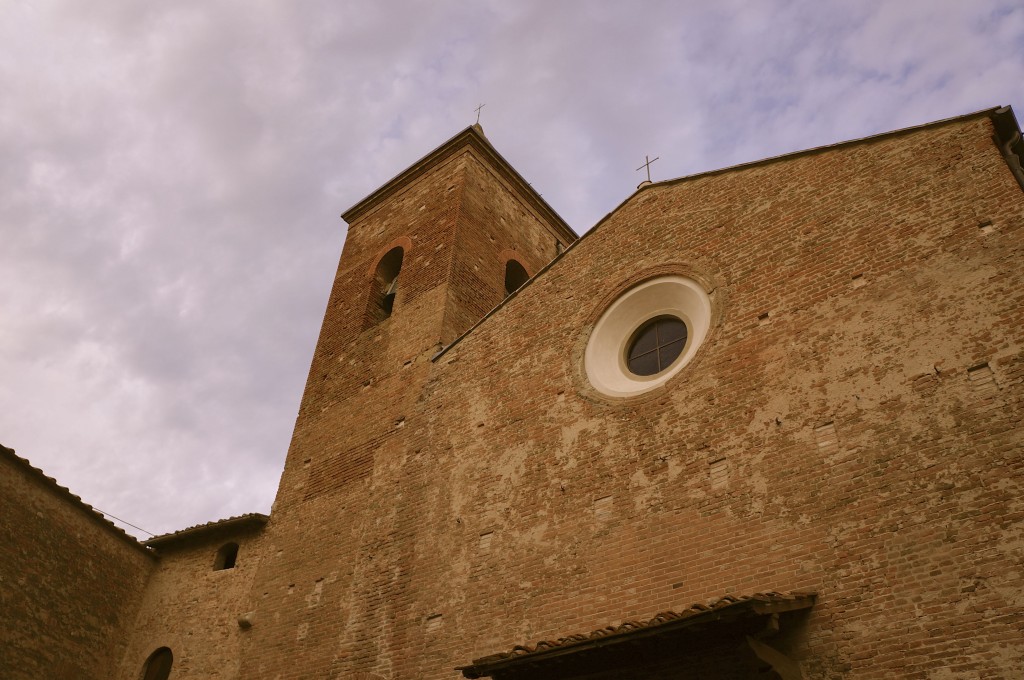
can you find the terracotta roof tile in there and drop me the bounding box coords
[0,443,152,555]
[144,512,268,547]
[458,591,816,678]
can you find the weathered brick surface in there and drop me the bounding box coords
[224,114,1021,678]
[8,114,1022,679]
[116,525,266,679]
[419,115,1023,678]
[0,446,154,680]
[231,128,574,679]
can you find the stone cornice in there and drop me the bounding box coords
[341,125,578,246]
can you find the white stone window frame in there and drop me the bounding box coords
[584,275,714,398]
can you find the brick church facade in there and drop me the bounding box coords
[2,107,1023,679]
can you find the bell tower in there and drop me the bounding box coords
[270,126,575,506]
[237,129,575,679]
[240,125,574,677]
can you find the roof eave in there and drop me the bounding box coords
[458,593,817,678]
[0,443,154,557]
[991,105,1024,191]
[144,513,269,548]
[341,125,578,245]
[643,106,1005,193]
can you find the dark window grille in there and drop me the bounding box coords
[626,316,687,376]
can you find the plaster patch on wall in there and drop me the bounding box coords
[495,444,530,488]
[630,467,663,511]
[559,417,612,463]
[967,363,998,397]
[814,422,838,452]
[306,580,324,608]
[709,457,729,490]
[666,453,686,482]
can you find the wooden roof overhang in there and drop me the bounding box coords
[457,592,816,680]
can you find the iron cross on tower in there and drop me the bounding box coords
[636,154,660,182]
[474,103,485,125]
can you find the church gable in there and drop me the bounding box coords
[413,110,1024,678]
[5,108,1022,680]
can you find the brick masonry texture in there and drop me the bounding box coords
[116,525,266,679]
[230,115,1021,678]
[0,446,154,680]
[3,113,1023,679]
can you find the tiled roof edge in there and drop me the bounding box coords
[144,512,269,548]
[457,591,817,677]
[640,106,1004,193]
[0,443,154,556]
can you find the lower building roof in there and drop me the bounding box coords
[457,591,817,679]
[144,512,269,548]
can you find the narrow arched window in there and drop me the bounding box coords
[365,246,404,327]
[141,647,173,680]
[504,260,529,296]
[213,542,239,571]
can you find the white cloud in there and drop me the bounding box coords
[1,0,1021,537]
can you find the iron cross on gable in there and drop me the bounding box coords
[636,154,660,182]
[474,103,485,125]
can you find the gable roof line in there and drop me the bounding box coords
[144,512,269,548]
[341,125,578,245]
[431,106,1013,363]
[431,222,586,362]
[0,443,154,556]
[644,106,1003,191]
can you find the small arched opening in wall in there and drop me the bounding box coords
[504,259,530,296]
[140,647,173,680]
[364,243,407,328]
[213,542,239,571]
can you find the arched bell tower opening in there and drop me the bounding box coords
[504,259,529,296]
[364,245,404,328]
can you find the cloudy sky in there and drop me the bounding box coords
[2,0,1022,539]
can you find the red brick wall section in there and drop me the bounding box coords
[0,447,154,680]
[234,135,572,680]
[233,114,1022,679]
[115,526,266,680]
[65,114,1019,679]
[419,115,1024,679]
[274,151,467,516]
[442,149,566,343]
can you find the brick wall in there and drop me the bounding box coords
[115,525,265,680]
[234,130,574,679]
[231,113,1022,678]
[417,114,1024,678]
[443,149,564,340]
[0,446,154,680]
[68,114,1022,679]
